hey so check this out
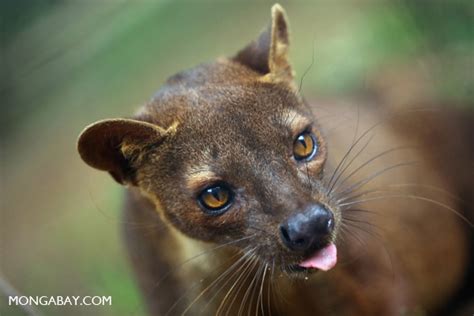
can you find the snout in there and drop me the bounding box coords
[279,204,334,253]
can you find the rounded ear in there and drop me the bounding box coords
[77,118,166,185]
[234,4,293,81]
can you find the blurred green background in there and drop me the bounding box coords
[1,1,472,315]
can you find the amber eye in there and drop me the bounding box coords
[198,184,233,214]
[293,131,317,161]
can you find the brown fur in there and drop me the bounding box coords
[77,4,473,315]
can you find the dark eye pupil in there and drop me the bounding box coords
[210,188,223,201]
[297,135,308,148]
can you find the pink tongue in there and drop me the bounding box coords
[298,243,337,271]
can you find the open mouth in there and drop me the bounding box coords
[288,243,338,273]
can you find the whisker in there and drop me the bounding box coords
[225,255,259,316]
[179,249,252,316]
[248,264,265,316]
[163,281,201,316]
[256,263,268,316]
[326,105,410,191]
[326,107,439,192]
[328,102,362,196]
[274,260,290,306]
[352,103,361,145]
[339,194,473,227]
[343,206,414,235]
[331,146,412,195]
[373,183,462,201]
[344,221,395,282]
[334,161,418,199]
[327,133,375,194]
[339,224,368,254]
[237,259,261,316]
[268,259,275,316]
[203,247,257,314]
[326,128,372,192]
[337,183,461,205]
[141,234,256,315]
[247,224,273,237]
[217,254,256,316]
[343,207,380,216]
[337,224,379,268]
[298,37,315,93]
[133,235,255,315]
[342,215,385,235]
[163,250,242,316]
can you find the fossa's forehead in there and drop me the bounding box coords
[164,83,314,153]
[176,87,310,127]
[173,109,314,189]
[151,81,314,181]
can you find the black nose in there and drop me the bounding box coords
[280,204,334,252]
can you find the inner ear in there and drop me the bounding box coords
[233,4,293,81]
[77,118,166,185]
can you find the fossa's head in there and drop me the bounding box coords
[79,4,340,274]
